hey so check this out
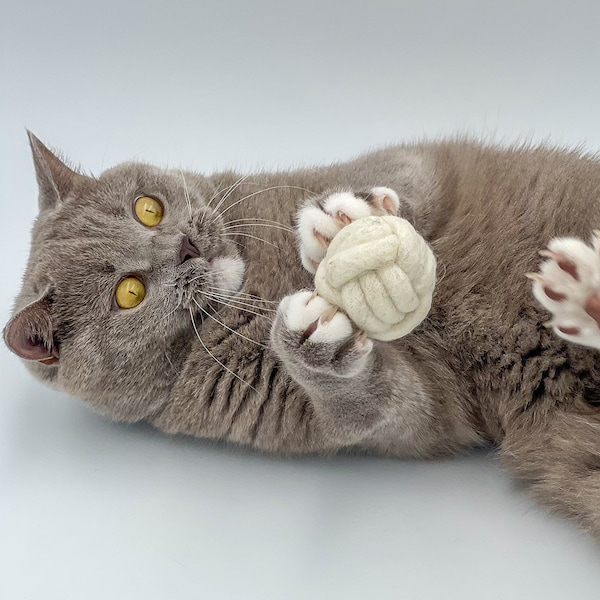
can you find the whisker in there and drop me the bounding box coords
[227,239,245,250]
[207,177,228,206]
[179,170,193,220]
[208,176,250,207]
[217,185,314,219]
[224,217,294,232]
[202,292,274,320]
[204,291,277,313]
[159,296,184,322]
[203,290,276,312]
[208,286,279,304]
[184,274,209,285]
[202,175,250,226]
[164,350,178,374]
[212,174,250,216]
[188,308,257,392]
[224,223,295,235]
[193,298,269,349]
[222,232,280,249]
[167,262,237,288]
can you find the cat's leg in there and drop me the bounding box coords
[271,186,445,451]
[503,415,600,540]
[529,235,600,349]
[270,289,441,453]
[297,187,400,274]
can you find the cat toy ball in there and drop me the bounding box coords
[314,216,436,341]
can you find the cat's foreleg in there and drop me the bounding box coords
[270,185,437,449]
[529,235,600,349]
[270,290,434,448]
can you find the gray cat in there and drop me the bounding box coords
[5,133,600,538]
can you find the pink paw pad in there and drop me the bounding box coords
[529,235,600,349]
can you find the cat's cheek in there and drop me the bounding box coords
[209,256,246,293]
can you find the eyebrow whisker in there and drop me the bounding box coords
[179,170,193,220]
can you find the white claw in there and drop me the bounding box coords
[525,272,544,283]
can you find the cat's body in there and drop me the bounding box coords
[6,135,600,537]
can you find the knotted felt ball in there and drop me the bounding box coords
[314,216,436,341]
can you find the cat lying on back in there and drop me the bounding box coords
[5,132,600,539]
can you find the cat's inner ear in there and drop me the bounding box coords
[27,131,90,211]
[3,295,58,364]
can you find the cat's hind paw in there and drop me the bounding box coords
[529,234,600,349]
[297,187,400,274]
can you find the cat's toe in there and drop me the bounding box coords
[297,207,343,273]
[278,290,353,344]
[272,290,372,375]
[365,187,400,215]
[530,235,600,349]
[296,187,401,274]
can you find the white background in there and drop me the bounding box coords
[2,1,600,598]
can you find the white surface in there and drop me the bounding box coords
[2,1,600,598]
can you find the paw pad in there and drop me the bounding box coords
[530,234,600,349]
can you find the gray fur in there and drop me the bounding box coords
[6,133,600,538]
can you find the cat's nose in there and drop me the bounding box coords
[179,236,201,264]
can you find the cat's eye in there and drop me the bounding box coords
[134,195,164,227]
[115,277,146,309]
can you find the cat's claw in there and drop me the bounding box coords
[279,291,356,346]
[297,187,400,274]
[530,235,600,349]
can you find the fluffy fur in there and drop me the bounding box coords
[6,133,600,539]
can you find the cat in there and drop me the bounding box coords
[5,132,600,539]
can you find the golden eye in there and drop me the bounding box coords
[134,196,163,227]
[115,277,146,309]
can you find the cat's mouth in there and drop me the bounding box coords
[170,230,246,312]
[207,256,246,296]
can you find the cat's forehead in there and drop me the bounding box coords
[97,162,181,194]
[37,162,185,237]
[28,164,175,282]
[89,162,185,210]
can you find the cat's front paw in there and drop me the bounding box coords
[270,290,373,378]
[297,187,400,274]
[529,235,600,349]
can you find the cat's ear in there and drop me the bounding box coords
[3,295,58,364]
[27,131,89,211]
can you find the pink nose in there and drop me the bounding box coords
[179,236,201,264]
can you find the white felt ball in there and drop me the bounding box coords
[314,216,436,341]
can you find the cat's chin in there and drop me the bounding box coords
[207,256,246,295]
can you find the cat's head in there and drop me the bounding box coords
[3,133,245,420]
